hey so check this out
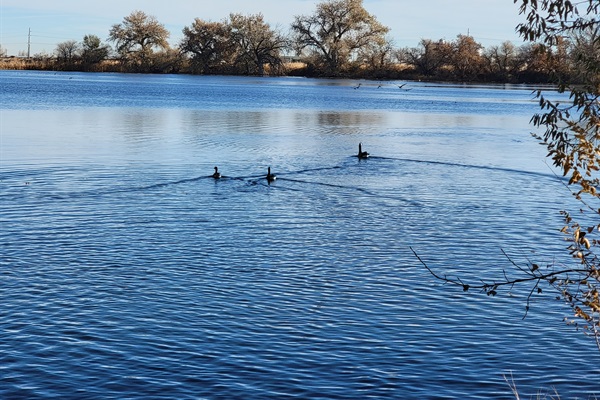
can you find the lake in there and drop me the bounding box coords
[1,70,598,399]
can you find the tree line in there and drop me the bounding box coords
[2,0,597,83]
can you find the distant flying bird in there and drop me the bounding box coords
[398,83,412,91]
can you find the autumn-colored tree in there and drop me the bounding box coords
[418,0,600,350]
[526,0,600,347]
[228,13,288,76]
[448,34,484,81]
[108,10,170,71]
[291,0,389,75]
[514,42,552,81]
[180,19,234,74]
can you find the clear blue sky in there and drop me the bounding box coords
[1,0,526,56]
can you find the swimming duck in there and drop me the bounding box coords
[358,143,370,159]
[212,166,222,179]
[266,166,276,182]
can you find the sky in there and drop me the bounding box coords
[0,0,527,57]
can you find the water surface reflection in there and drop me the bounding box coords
[1,71,598,399]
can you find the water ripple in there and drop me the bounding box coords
[2,73,598,399]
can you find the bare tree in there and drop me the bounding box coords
[108,10,170,70]
[569,25,600,83]
[358,36,395,71]
[55,40,80,63]
[401,39,452,77]
[291,0,389,75]
[484,41,520,81]
[228,13,288,76]
[180,19,234,74]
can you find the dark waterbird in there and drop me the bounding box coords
[358,143,370,159]
[266,166,276,183]
[212,166,222,179]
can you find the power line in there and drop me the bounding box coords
[30,34,81,40]
[0,34,28,39]
[3,30,85,40]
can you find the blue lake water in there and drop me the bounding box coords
[1,70,599,399]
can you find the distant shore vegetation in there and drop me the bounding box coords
[0,0,595,84]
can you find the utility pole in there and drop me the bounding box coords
[27,28,31,58]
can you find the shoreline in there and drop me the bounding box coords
[0,57,558,85]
